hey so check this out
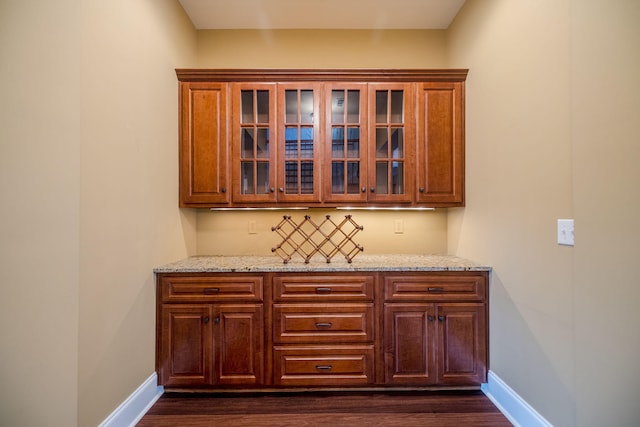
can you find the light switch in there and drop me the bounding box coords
[394,219,404,234]
[248,220,257,234]
[557,219,574,246]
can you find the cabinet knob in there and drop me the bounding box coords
[214,317,220,324]
[279,187,284,192]
[361,187,366,193]
[419,187,425,193]
[370,187,375,193]
[221,187,226,193]
[428,315,435,322]
[270,187,275,193]
[203,316,210,324]
[438,316,445,322]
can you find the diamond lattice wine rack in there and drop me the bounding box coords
[271,215,364,264]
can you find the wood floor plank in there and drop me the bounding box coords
[137,391,513,426]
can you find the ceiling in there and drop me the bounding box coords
[179,0,466,30]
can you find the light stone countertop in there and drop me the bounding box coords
[154,254,491,273]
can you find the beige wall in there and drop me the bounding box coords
[197,29,447,68]
[78,1,197,425]
[572,1,640,425]
[197,210,447,256]
[0,1,81,425]
[3,1,639,426]
[195,29,450,256]
[448,0,640,426]
[1,0,198,426]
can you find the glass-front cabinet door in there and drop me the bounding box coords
[231,83,277,203]
[323,83,368,203]
[277,83,322,203]
[368,83,415,203]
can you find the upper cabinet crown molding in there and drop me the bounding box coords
[176,68,469,83]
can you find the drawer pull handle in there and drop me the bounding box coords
[315,322,333,328]
[204,288,220,294]
[315,287,332,294]
[428,287,444,293]
[315,365,333,371]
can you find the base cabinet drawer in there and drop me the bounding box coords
[273,346,375,386]
[273,304,374,343]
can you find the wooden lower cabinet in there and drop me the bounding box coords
[158,303,263,388]
[384,302,487,386]
[156,271,488,390]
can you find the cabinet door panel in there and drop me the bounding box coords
[324,83,368,203]
[416,82,464,206]
[180,82,229,206]
[368,83,415,204]
[158,305,213,387]
[436,303,487,385]
[215,304,264,385]
[277,83,323,203]
[384,303,435,385]
[231,83,278,203]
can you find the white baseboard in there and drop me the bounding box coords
[482,370,553,427]
[99,372,164,427]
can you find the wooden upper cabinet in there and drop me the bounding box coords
[179,82,229,207]
[176,69,467,208]
[416,82,465,206]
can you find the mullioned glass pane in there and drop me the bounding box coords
[391,90,403,123]
[256,90,269,123]
[390,128,404,158]
[332,90,345,123]
[256,128,269,159]
[300,90,314,123]
[376,91,388,123]
[347,90,360,123]
[241,90,254,123]
[332,162,344,193]
[285,90,297,123]
[241,162,254,194]
[376,162,388,194]
[376,128,388,158]
[241,128,254,158]
[256,162,269,194]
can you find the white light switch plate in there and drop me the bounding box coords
[557,219,574,246]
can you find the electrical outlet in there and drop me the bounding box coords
[557,219,574,246]
[394,219,404,234]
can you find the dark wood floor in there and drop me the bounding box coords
[137,390,512,426]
